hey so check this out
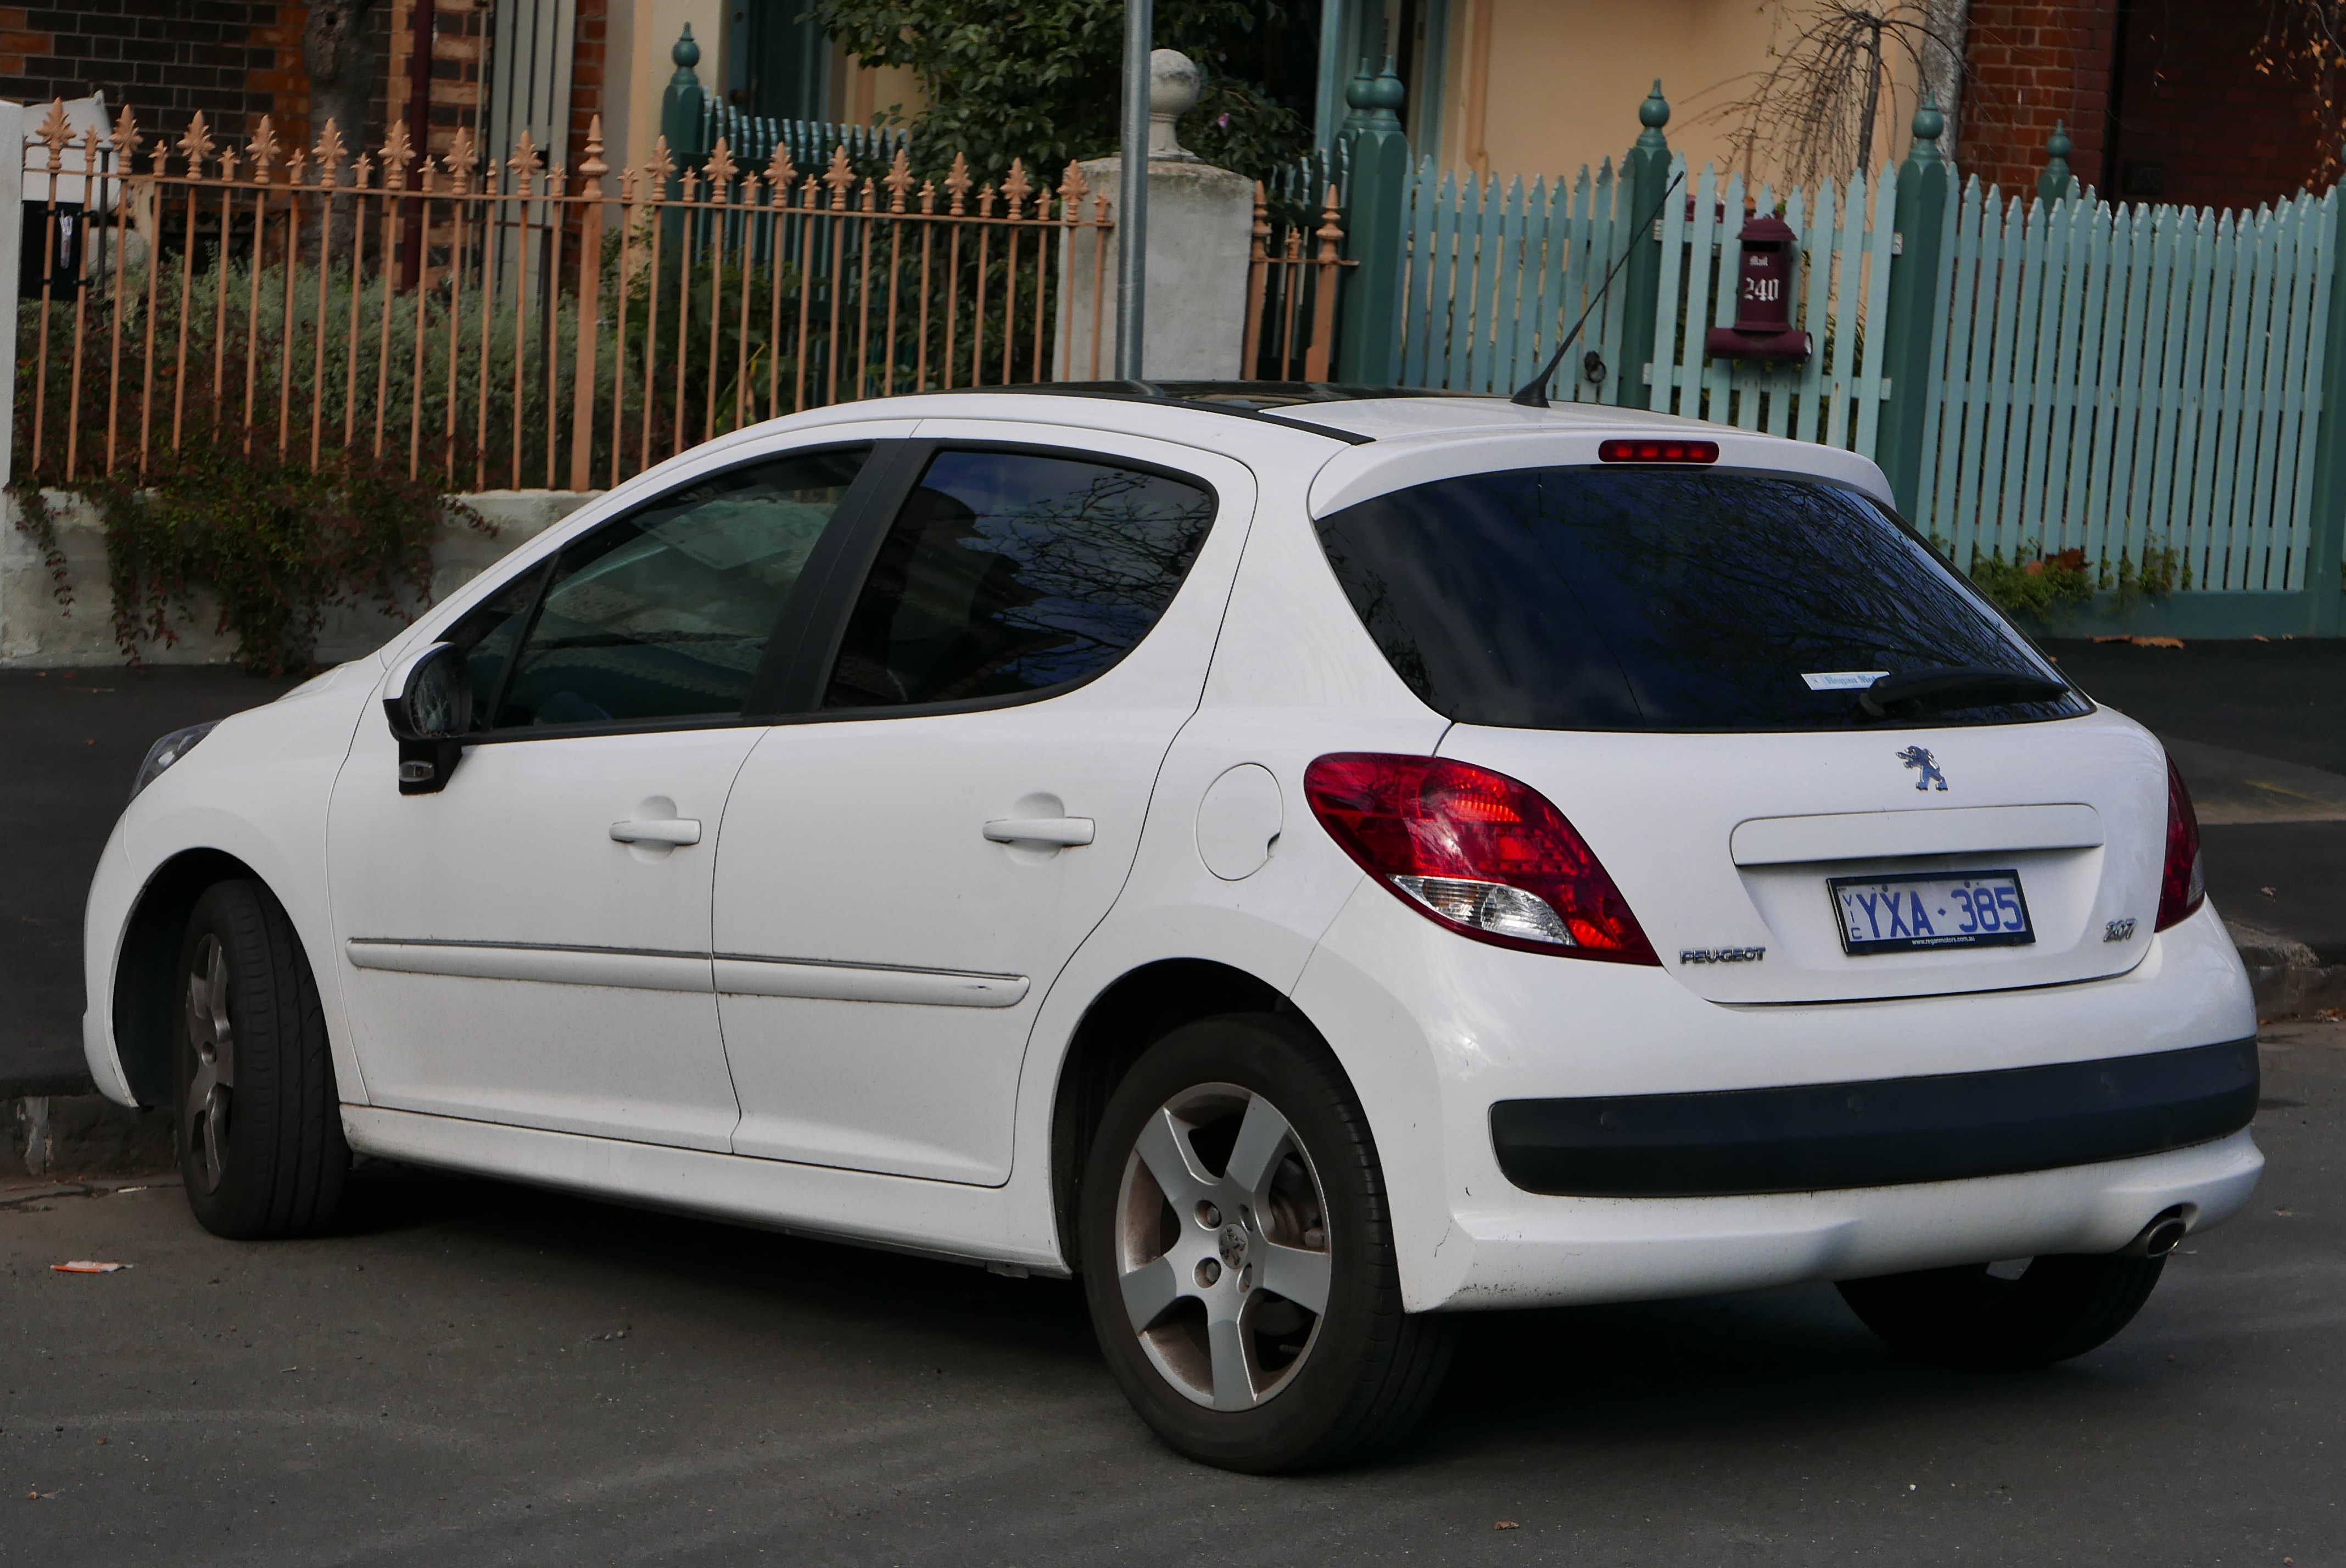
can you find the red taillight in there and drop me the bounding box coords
[1597,438,1719,464]
[1303,754,1660,964]
[2154,753,2205,932]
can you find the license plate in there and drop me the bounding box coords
[1829,870,2035,955]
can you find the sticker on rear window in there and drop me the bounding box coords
[1801,670,1889,691]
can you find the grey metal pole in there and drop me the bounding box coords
[1116,0,1151,379]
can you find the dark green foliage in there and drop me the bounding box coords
[808,0,1311,187]
[13,441,484,677]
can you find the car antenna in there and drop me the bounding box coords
[1510,167,1688,409]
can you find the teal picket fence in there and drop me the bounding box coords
[1392,157,1639,404]
[691,104,910,176]
[1646,156,1897,453]
[1366,94,2345,633]
[1916,183,2338,597]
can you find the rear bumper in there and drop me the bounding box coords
[1290,883,2261,1313]
[1428,1130,2264,1311]
[1490,1038,2258,1197]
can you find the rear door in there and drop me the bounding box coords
[1314,460,2170,1004]
[710,428,1256,1183]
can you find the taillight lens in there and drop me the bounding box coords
[2154,753,2204,932]
[1303,753,1660,964]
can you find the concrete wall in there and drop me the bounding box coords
[1,491,594,669]
[1055,154,1254,383]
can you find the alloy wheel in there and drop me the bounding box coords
[182,932,236,1192]
[1111,1082,1333,1410]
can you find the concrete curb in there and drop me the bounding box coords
[2228,920,2346,1021]
[3,1093,174,1180]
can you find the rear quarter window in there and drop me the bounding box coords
[1315,466,2088,732]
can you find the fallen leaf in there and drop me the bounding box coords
[51,1261,130,1274]
[1494,1521,1520,1531]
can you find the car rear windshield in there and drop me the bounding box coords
[1315,466,2089,732]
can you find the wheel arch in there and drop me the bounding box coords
[110,848,271,1107]
[1048,957,1308,1272]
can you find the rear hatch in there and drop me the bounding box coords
[1313,456,2168,1003]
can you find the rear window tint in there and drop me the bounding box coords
[1316,467,2088,732]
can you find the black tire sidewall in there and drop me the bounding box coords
[1078,1012,1406,1472]
[175,880,347,1239]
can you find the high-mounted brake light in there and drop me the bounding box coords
[1303,754,1660,964]
[2154,753,2205,932]
[1598,439,1719,464]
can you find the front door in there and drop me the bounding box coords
[712,433,1255,1184]
[327,435,897,1149]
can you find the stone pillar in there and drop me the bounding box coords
[1055,50,1254,382]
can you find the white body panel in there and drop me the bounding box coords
[79,391,2261,1323]
[709,425,1258,1185]
[1443,713,2170,1004]
[325,724,758,1150]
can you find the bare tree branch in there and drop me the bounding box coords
[1701,0,1969,183]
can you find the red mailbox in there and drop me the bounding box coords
[1704,212,1812,362]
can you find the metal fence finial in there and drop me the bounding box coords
[177,109,215,173]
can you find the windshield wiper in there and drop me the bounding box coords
[1858,665,2069,718]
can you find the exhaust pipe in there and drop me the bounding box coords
[2124,1206,2192,1258]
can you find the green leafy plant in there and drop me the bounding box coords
[808,0,1312,188]
[1965,544,2095,620]
[2103,540,2189,612]
[13,436,485,677]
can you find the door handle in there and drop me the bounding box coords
[611,817,702,847]
[983,816,1095,848]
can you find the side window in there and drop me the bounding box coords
[823,448,1215,710]
[442,445,870,729]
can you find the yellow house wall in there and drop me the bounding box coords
[606,7,923,176]
[1439,0,1928,187]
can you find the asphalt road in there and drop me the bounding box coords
[4,1022,2340,1565]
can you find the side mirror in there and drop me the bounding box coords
[383,642,473,794]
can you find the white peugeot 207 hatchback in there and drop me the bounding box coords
[85,383,2261,1472]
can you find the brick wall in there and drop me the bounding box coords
[2107,0,2326,208]
[1962,0,2330,208]
[381,0,487,164]
[1959,0,2119,194]
[568,0,604,173]
[0,0,310,145]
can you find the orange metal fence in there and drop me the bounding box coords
[1242,182,1347,382]
[14,101,1115,490]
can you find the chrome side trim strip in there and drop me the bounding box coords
[713,955,1030,1008]
[345,939,713,993]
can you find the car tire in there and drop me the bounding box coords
[1837,1253,2166,1371]
[1077,1011,1454,1473]
[175,879,350,1240]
